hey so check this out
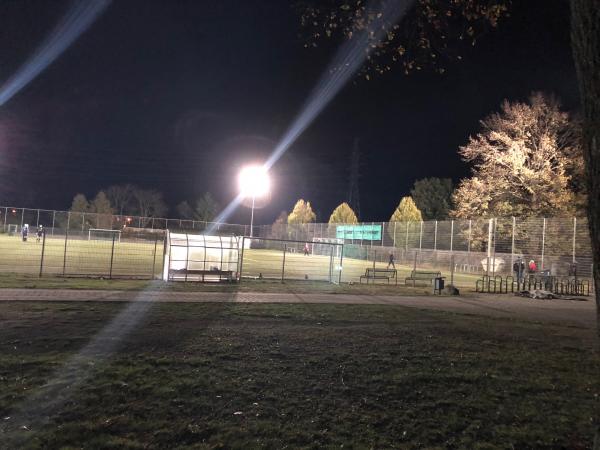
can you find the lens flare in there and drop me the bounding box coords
[0,0,111,106]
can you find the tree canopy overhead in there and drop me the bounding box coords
[296,0,511,78]
[452,92,585,219]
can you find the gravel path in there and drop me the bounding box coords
[0,288,595,329]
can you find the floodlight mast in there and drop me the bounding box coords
[238,165,270,238]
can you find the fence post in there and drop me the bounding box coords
[3,207,7,232]
[405,222,409,251]
[541,217,546,270]
[51,211,56,236]
[434,220,438,251]
[391,221,396,247]
[511,216,516,270]
[486,218,493,276]
[239,236,246,282]
[161,234,166,279]
[82,213,85,233]
[39,232,46,278]
[281,244,287,283]
[450,220,454,253]
[20,208,24,229]
[468,219,472,254]
[329,245,334,283]
[338,244,344,284]
[151,238,158,280]
[36,209,40,226]
[492,218,497,277]
[572,217,577,263]
[109,232,116,279]
[62,217,69,277]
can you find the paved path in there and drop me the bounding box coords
[0,288,596,329]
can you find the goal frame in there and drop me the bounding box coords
[312,237,344,258]
[88,228,121,243]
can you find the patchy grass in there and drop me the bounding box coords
[0,301,597,448]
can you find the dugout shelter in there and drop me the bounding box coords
[163,231,240,282]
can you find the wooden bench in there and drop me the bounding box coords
[171,268,234,282]
[360,268,398,284]
[405,270,441,286]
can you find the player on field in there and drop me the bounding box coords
[36,225,45,243]
[387,252,395,269]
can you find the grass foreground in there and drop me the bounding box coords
[0,301,598,448]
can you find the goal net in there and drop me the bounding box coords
[88,228,121,242]
[312,237,344,258]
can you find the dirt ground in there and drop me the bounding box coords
[0,287,595,331]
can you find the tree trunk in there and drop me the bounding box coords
[570,0,600,447]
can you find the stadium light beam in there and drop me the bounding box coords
[0,0,111,107]
[210,0,414,227]
[238,165,270,237]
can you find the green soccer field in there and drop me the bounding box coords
[241,248,481,287]
[0,234,162,278]
[0,234,482,288]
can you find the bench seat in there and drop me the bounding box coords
[360,268,398,285]
[405,270,441,286]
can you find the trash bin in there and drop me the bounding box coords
[434,277,445,294]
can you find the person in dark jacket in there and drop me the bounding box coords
[387,253,395,269]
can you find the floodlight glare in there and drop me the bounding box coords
[238,165,270,237]
[238,165,270,198]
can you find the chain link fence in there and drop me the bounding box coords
[0,228,164,279]
[0,205,593,289]
[256,216,594,286]
[0,206,248,239]
[239,237,343,283]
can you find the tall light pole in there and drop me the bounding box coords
[238,165,270,237]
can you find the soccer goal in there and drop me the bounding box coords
[88,228,121,242]
[312,237,344,258]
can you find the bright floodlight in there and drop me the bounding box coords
[239,165,270,198]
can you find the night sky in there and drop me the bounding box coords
[0,0,578,224]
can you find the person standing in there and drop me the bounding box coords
[21,224,29,242]
[303,242,310,256]
[528,259,537,273]
[36,225,45,243]
[387,252,395,269]
[513,257,522,283]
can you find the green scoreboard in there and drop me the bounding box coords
[336,224,382,241]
